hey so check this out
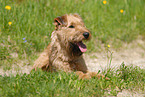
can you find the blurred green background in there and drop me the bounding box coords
[0,0,145,67]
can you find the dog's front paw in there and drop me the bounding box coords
[87,71,110,80]
[76,71,110,80]
[76,71,91,80]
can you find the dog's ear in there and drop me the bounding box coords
[54,15,67,30]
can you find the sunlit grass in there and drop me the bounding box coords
[0,0,145,68]
[0,64,144,96]
[0,1,145,96]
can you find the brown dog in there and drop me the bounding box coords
[32,14,108,79]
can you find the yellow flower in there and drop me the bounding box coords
[103,0,107,4]
[8,22,12,26]
[82,0,85,2]
[107,45,110,48]
[120,9,124,13]
[5,5,11,10]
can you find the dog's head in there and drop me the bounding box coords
[54,14,91,55]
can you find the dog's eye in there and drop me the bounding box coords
[69,25,75,28]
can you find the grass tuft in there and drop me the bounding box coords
[0,65,144,96]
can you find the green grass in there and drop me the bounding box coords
[0,64,144,97]
[0,0,145,66]
[0,1,145,96]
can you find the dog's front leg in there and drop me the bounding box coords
[75,57,109,80]
[50,58,73,72]
[73,56,91,79]
[74,56,88,73]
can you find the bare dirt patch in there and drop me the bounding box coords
[0,60,32,76]
[85,39,145,72]
[0,39,145,76]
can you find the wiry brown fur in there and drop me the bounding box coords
[32,14,109,80]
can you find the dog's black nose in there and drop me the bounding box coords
[83,32,89,39]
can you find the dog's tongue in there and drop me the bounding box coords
[77,41,87,52]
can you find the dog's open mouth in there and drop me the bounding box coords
[76,41,87,52]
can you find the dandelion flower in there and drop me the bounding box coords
[107,45,110,48]
[5,6,11,10]
[8,22,12,26]
[103,0,107,4]
[120,9,124,13]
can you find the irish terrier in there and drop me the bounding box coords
[32,14,108,79]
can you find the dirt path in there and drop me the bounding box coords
[85,39,145,72]
[0,60,32,76]
[0,39,145,76]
